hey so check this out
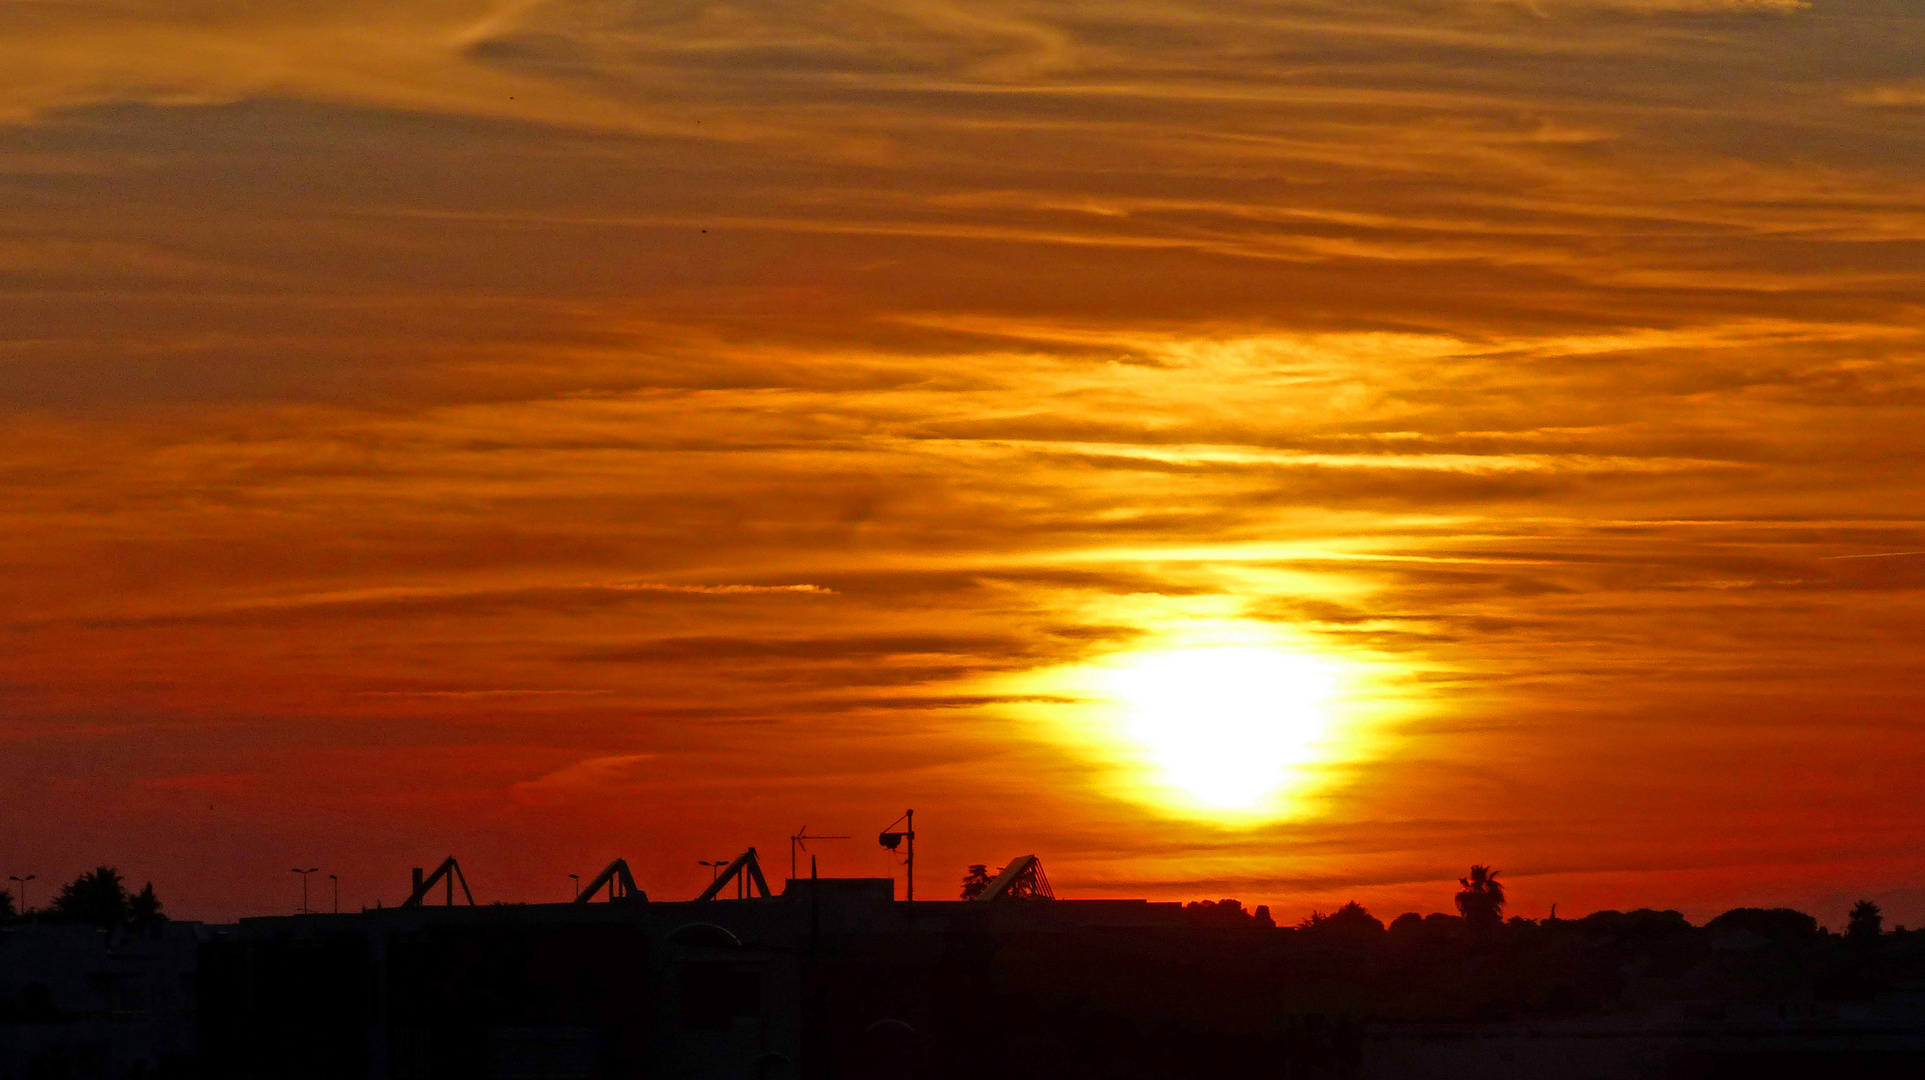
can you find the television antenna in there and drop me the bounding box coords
[790,826,849,881]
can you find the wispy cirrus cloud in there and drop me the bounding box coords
[2,0,1923,926]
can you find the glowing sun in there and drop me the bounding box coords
[1099,646,1343,817]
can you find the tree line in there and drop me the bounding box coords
[967,860,1898,942]
[0,866,164,926]
[1287,865,1894,941]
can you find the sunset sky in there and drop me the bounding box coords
[4,0,1924,926]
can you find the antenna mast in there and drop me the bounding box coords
[790,826,850,881]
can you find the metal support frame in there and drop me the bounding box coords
[971,854,1054,901]
[402,857,476,907]
[573,858,643,903]
[694,847,773,901]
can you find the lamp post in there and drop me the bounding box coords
[328,874,339,914]
[8,875,33,914]
[698,859,730,883]
[291,867,320,914]
[569,874,580,900]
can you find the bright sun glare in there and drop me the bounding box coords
[1100,646,1342,817]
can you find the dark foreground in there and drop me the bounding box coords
[5,881,1925,1079]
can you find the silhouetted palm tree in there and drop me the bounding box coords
[51,866,129,925]
[1455,865,1505,932]
[48,867,162,926]
[1848,900,1883,940]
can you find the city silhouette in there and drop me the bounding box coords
[5,0,1924,1075]
[5,847,1925,1078]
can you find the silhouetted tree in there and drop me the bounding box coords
[0,889,15,921]
[1424,912,1463,930]
[1186,899,1274,926]
[51,866,128,924]
[960,865,993,900]
[1455,865,1505,932]
[47,867,160,926]
[1299,900,1385,937]
[130,881,165,923]
[1705,907,1819,944]
[1849,900,1883,940]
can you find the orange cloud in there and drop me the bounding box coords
[1,0,1922,929]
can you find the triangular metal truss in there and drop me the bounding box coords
[694,847,773,901]
[574,858,644,903]
[402,857,476,907]
[972,855,1054,901]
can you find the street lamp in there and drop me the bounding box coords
[8,875,33,914]
[291,867,320,914]
[328,874,339,914]
[698,859,730,882]
[568,874,580,900]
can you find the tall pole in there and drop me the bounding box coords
[8,875,33,913]
[877,811,916,901]
[329,874,339,914]
[291,868,318,913]
[569,874,580,900]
